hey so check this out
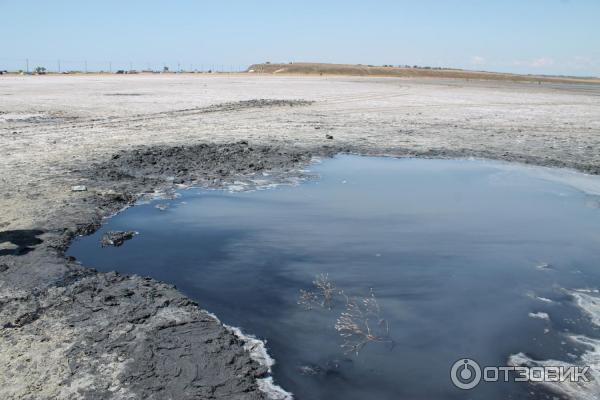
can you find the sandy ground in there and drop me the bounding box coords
[1,74,599,399]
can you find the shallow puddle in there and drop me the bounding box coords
[69,156,600,400]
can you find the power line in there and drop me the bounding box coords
[0,57,250,73]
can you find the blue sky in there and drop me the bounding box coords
[1,0,598,76]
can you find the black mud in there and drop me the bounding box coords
[0,141,334,399]
[0,229,44,256]
[100,231,136,247]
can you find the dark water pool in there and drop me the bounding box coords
[69,156,600,400]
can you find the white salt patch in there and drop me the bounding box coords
[227,185,246,192]
[535,262,552,270]
[199,310,292,399]
[250,179,271,186]
[223,324,293,399]
[495,162,600,196]
[529,312,550,321]
[201,310,220,323]
[225,325,275,370]
[525,292,554,303]
[508,350,600,400]
[257,377,293,400]
[0,242,18,251]
[0,112,45,122]
[510,290,600,399]
[537,297,554,303]
[574,288,600,294]
[571,291,600,326]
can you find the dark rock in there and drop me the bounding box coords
[100,231,137,247]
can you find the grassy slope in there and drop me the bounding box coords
[248,62,600,84]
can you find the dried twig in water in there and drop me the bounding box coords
[298,289,320,310]
[298,274,394,355]
[298,273,337,310]
[335,289,394,355]
[315,273,336,309]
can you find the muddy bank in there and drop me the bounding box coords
[4,138,600,399]
[0,142,333,400]
[4,140,600,398]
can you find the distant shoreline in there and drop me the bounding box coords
[2,62,599,85]
[2,63,598,85]
[248,62,600,85]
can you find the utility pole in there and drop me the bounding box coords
[109,62,112,73]
[84,60,87,73]
[57,59,61,73]
[26,58,29,73]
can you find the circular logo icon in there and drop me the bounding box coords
[450,358,482,390]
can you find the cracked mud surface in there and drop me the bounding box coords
[0,74,599,399]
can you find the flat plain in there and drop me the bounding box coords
[2,73,599,231]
